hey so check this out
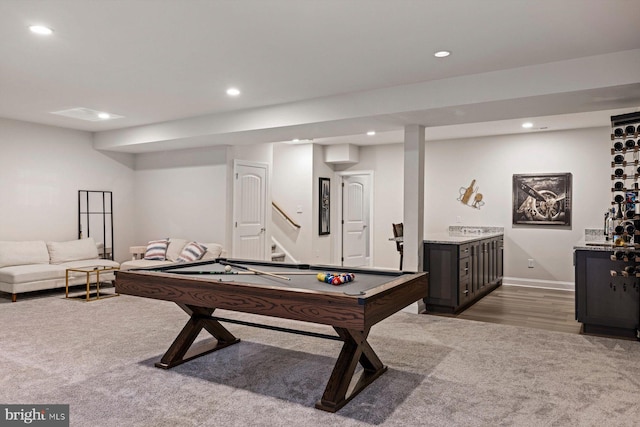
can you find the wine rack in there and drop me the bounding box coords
[609,112,640,277]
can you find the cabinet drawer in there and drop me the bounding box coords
[459,258,471,280]
[459,244,471,258]
[458,278,472,306]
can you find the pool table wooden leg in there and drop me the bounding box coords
[155,304,240,369]
[315,327,387,412]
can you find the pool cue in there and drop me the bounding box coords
[168,271,251,275]
[220,261,291,281]
[270,271,319,275]
[169,270,317,276]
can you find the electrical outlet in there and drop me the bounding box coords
[528,259,534,268]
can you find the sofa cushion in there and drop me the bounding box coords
[165,238,188,262]
[177,242,207,263]
[0,241,50,268]
[0,264,65,284]
[200,243,223,260]
[47,238,99,264]
[144,239,169,261]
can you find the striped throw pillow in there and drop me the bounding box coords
[177,241,208,263]
[144,239,169,261]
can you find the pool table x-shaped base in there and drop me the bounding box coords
[157,303,387,412]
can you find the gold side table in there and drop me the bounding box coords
[65,265,119,301]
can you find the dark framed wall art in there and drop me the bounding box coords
[319,177,330,235]
[512,173,572,226]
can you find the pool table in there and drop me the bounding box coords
[115,258,429,412]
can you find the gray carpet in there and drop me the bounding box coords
[1,291,640,427]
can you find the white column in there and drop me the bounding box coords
[403,124,425,272]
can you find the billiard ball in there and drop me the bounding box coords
[317,272,355,285]
[224,265,232,272]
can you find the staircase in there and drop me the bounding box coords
[270,202,298,263]
[271,243,285,262]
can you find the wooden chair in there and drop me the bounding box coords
[392,223,403,270]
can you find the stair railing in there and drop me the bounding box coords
[272,201,301,229]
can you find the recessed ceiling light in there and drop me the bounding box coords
[50,107,123,122]
[434,50,451,58]
[367,131,376,136]
[29,25,53,35]
[226,87,240,96]
[522,122,534,129]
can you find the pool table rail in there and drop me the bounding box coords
[116,268,427,330]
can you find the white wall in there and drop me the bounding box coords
[133,143,273,259]
[1,116,610,288]
[271,143,401,267]
[134,146,227,248]
[319,126,609,288]
[312,144,335,264]
[337,144,405,269]
[425,126,610,288]
[272,143,313,262]
[0,118,136,262]
[271,142,402,267]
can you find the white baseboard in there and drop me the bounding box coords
[502,277,574,291]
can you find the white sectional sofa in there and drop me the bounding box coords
[119,238,225,271]
[0,238,119,302]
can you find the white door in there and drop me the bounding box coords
[342,174,371,267]
[233,161,267,260]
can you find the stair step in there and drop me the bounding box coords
[271,252,285,261]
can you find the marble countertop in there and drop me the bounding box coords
[424,232,504,245]
[573,240,626,251]
[575,229,635,251]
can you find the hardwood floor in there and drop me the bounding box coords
[452,284,582,334]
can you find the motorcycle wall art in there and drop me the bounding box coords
[512,173,572,226]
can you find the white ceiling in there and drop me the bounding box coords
[1,0,640,152]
